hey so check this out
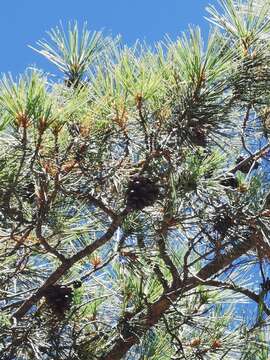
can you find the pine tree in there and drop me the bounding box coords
[1,1,270,359]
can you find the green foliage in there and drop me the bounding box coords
[31,21,111,87]
[1,1,270,360]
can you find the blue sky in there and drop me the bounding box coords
[0,0,212,76]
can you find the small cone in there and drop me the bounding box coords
[190,127,207,147]
[126,177,159,210]
[44,284,73,315]
[214,213,234,234]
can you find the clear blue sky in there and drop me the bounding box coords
[0,0,212,76]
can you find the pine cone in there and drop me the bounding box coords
[190,127,207,147]
[214,213,234,234]
[44,284,73,314]
[126,177,159,210]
